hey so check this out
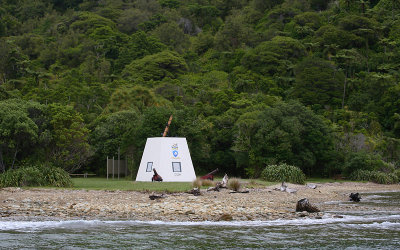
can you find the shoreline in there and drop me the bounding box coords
[1,182,400,222]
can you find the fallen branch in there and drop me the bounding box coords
[208,174,229,192]
[229,190,250,194]
[207,185,220,192]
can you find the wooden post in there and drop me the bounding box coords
[112,156,115,179]
[162,115,173,137]
[107,156,109,180]
[125,158,128,177]
[118,147,120,180]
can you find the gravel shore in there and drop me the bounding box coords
[1,182,399,222]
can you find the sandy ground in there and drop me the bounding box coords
[1,182,399,221]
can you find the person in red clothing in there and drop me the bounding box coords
[151,169,163,182]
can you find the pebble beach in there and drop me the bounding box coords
[1,182,400,222]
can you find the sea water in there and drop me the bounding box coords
[1,192,400,249]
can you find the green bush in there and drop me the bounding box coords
[344,152,390,177]
[0,164,73,188]
[349,170,399,184]
[261,163,306,184]
[394,169,400,180]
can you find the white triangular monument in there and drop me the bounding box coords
[136,137,196,182]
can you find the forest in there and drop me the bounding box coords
[0,0,400,182]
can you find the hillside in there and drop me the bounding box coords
[0,0,399,180]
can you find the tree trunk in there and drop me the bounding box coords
[342,75,347,109]
[11,144,18,169]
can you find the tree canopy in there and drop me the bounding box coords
[0,0,399,179]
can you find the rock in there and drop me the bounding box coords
[307,184,317,189]
[298,212,307,217]
[349,193,361,202]
[286,188,297,194]
[218,213,233,221]
[296,198,320,213]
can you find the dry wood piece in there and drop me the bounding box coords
[207,185,220,192]
[219,174,228,188]
[229,190,250,194]
[208,174,229,192]
[296,198,320,213]
[274,182,297,193]
[149,193,166,200]
[187,187,201,196]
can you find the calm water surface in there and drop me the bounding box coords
[1,191,399,249]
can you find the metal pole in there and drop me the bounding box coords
[107,156,109,180]
[112,156,115,179]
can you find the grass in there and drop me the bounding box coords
[306,178,353,183]
[29,177,365,193]
[71,177,192,192]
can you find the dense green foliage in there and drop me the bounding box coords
[349,169,399,184]
[0,0,400,181]
[261,163,306,184]
[0,164,72,188]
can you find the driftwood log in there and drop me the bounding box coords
[220,174,228,188]
[274,182,297,194]
[207,174,229,192]
[296,198,320,213]
[229,190,250,194]
[149,193,166,200]
[207,185,220,192]
[349,193,361,202]
[187,187,201,196]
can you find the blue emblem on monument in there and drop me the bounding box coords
[172,143,178,157]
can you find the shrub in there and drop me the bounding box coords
[349,170,399,184]
[201,179,215,187]
[261,163,306,184]
[348,169,371,182]
[227,178,241,191]
[192,178,202,188]
[192,178,216,188]
[0,164,73,188]
[344,152,391,177]
[393,169,400,181]
[394,169,400,180]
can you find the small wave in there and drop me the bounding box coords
[2,214,400,231]
[0,220,103,232]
